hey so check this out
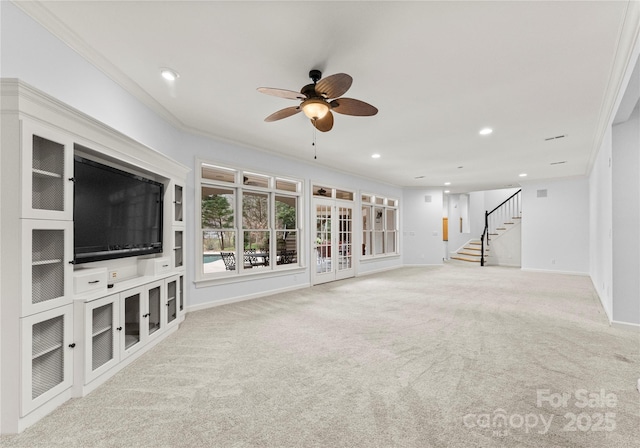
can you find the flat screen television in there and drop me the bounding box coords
[73,156,164,264]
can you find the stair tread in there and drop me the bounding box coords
[451,256,482,263]
[458,251,482,256]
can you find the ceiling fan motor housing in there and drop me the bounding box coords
[309,69,322,84]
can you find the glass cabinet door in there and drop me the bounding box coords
[122,289,142,354]
[166,278,178,325]
[146,283,162,336]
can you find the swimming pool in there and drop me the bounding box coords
[203,254,222,263]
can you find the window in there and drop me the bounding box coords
[362,194,398,257]
[198,162,302,280]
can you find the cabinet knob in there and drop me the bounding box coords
[143,313,150,318]
[68,343,76,348]
[116,327,123,331]
[68,177,75,182]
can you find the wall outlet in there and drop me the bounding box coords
[109,270,118,281]
[551,259,556,265]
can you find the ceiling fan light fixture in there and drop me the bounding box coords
[301,98,330,120]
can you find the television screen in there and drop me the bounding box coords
[73,156,164,264]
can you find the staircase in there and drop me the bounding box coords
[451,240,486,263]
[481,189,522,266]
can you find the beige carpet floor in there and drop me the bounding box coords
[2,263,639,447]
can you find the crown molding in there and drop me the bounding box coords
[11,0,187,131]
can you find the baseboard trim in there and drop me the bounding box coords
[611,320,640,332]
[356,264,403,277]
[521,268,589,276]
[187,283,310,313]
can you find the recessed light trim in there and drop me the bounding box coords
[444,182,451,186]
[444,190,450,194]
[479,128,493,136]
[160,68,180,81]
[371,154,381,159]
[519,173,528,177]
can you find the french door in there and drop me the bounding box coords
[313,198,354,285]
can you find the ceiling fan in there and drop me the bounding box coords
[258,70,378,132]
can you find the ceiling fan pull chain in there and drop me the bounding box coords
[312,123,317,159]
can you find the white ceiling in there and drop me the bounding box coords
[16,1,637,192]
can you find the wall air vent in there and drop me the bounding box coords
[424,195,432,203]
[537,189,548,198]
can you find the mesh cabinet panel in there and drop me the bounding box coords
[32,316,64,399]
[32,135,65,211]
[92,304,113,371]
[32,230,65,304]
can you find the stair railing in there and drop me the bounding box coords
[480,189,521,266]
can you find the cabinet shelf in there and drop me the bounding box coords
[32,343,62,360]
[32,168,62,179]
[32,258,63,266]
[91,325,112,338]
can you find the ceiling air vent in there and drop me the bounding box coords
[545,134,567,141]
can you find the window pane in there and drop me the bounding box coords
[203,231,236,274]
[275,195,297,230]
[362,231,372,256]
[243,231,270,269]
[276,178,298,192]
[386,209,397,230]
[374,231,385,255]
[375,197,384,205]
[276,231,297,265]
[242,191,268,229]
[362,194,372,203]
[201,187,234,229]
[243,172,269,188]
[335,189,353,200]
[362,206,371,230]
[313,185,330,197]
[374,207,384,231]
[386,231,397,253]
[387,199,397,207]
[202,164,236,183]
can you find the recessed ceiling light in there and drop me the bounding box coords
[371,154,381,159]
[479,128,493,136]
[519,173,527,177]
[444,182,451,186]
[444,190,450,194]
[160,68,180,81]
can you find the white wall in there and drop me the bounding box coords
[612,104,640,325]
[402,189,444,265]
[521,178,590,274]
[0,2,403,311]
[589,127,614,320]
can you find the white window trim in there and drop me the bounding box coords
[361,193,400,259]
[196,159,304,284]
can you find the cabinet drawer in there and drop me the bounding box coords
[74,268,107,294]
[137,257,171,277]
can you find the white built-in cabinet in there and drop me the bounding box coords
[20,120,74,221]
[21,219,74,317]
[20,305,74,417]
[1,79,190,434]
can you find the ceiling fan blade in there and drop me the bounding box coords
[312,111,334,132]
[264,106,302,122]
[330,98,378,116]
[257,87,306,100]
[315,73,352,99]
